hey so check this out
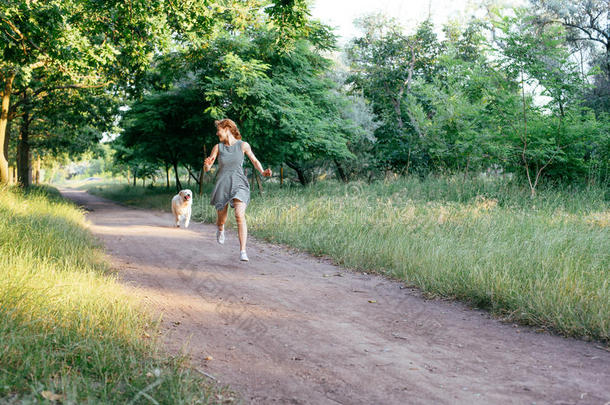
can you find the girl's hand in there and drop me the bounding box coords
[262,168,272,177]
[204,157,214,171]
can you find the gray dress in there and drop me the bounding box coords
[210,140,250,211]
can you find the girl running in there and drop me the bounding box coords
[203,119,272,261]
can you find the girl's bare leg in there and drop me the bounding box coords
[233,199,247,251]
[216,204,228,231]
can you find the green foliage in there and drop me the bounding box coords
[529,0,610,115]
[346,14,436,170]
[4,0,608,188]
[489,10,609,190]
[0,0,316,186]
[345,10,609,187]
[117,19,356,186]
[494,11,583,111]
[0,0,174,185]
[121,87,211,167]
[29,88,117,157]
[265,0,337,51]
[200,31,356,180]
[0,0,173,94]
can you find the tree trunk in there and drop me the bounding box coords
[0,74,14,184]
[199,144,207,196]
[3,118,9,165]
[17,102,31,187]
[4,117,12,182]
[34,154,41,184]
[519,69,534,198]
[133,167,137,187]
[334,159,348,183]
[391,96,403,129]
[255,170,263,194]
[529,185,536,198]
[185,164,201,186]
[173,161,182,191]
[165,162,170,189]
[47,165,56,184]
[295,168,308,186]
[280,165,284,187]
[286,162,309,186]
[606,42,610,83]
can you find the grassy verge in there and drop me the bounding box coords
[86,177,610,342]
[0,185,232,403]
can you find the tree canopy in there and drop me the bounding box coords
[1,0,608,190]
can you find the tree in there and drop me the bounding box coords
[9,85,117,185]
[403,20,498,175]
[118,87,212,191]
[491,11,604,194]
[329,66,378,182]
[0,0,309,185]
[531,0,609,76]
[530,0,610,114]
[0,0,174,185]
[198,31,355,185]
[346,15,441,172]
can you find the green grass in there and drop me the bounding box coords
[86,176,610,342]
[0,185,232,403]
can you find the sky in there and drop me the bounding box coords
[310,0,525,44]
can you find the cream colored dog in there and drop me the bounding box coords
[171,189,192,228]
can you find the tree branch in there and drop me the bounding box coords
[585,7,609,40]
[560,20,609,46]
[10,82,110,109]
[184,164,201,186]
[533,146,561,189]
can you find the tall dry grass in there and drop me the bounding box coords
[88,176,610,341]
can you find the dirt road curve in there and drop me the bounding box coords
[60,188,610,405]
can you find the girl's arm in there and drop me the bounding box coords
[243,142,272,177]
[203,144,219,172]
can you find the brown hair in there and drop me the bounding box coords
[214,118,242,140]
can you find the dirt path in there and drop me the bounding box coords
[60,188,610,405]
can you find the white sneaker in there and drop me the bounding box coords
[240,251,249,262]
[216,229,225,244]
